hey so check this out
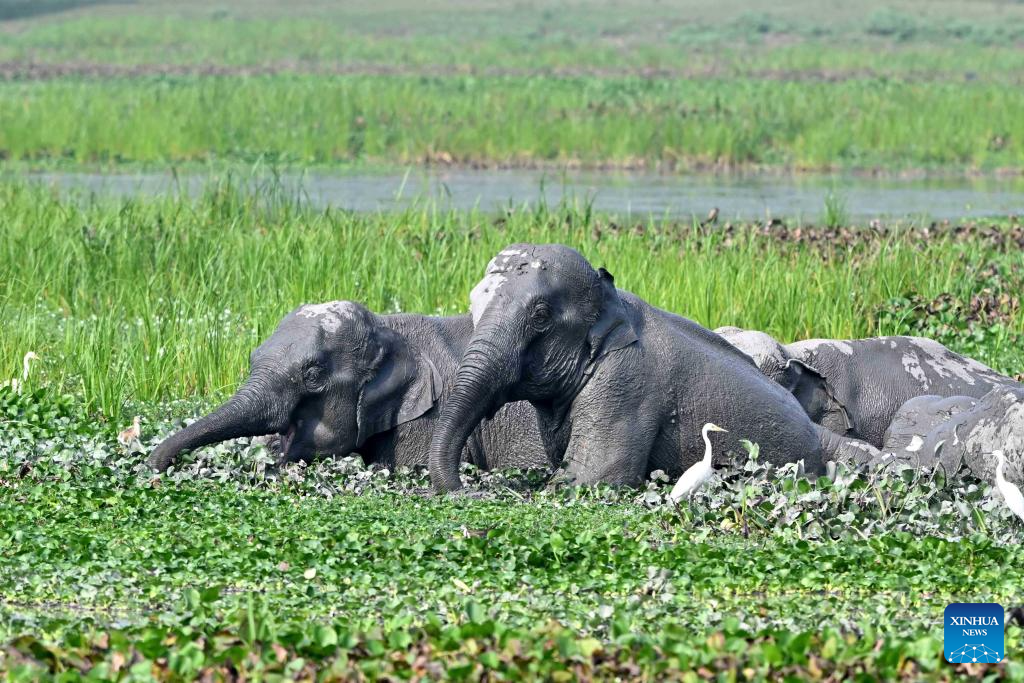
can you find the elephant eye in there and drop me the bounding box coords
[529,301,552,330]
[303,364,328,392]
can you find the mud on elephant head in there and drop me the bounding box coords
[714,326,853,437]
[428,244,638,491]
[716,327,1021,448]
[883,387,1024,483]
[428,243,873,493]
[147,301,440,472]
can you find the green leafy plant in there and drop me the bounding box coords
[0,387,90,440]
[873,262,1023,374]
[823,191,848,229]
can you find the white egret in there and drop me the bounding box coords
[21,352,39,381]
[4,351,39,394]
[669,423,729,503]
[993,450,1024,524]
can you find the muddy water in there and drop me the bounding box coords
[22,169,1024,221]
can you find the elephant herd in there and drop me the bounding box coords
[149,243,1024,490]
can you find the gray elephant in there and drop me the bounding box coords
[882,387,1024,482]
[428,244,879,492]
[715,327,1021,448]
[147,301,551,473]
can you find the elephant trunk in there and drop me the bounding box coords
[813,424,880,470]
[147,374,289,473]
[429,318,518,492]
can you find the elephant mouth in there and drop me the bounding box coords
[278,424,297,457]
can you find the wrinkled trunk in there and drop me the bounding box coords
[813,424,880,470]
[147,376,289,472]
[429,317,518,492]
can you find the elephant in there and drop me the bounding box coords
[881,387,1024,483]
[147,301,551,473]
[428,243,880,492]
[715,327,1021,449]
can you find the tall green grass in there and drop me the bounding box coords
[3,75,1023,170]
[1,179,1020,419]
[3,0,1024,173]
[822,191,848,228]
[4,1,1023,172]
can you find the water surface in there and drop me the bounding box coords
[22,169,1024,221]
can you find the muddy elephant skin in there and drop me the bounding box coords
[148,301,552,474]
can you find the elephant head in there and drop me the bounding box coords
[715,326,852,434]
[429,244,637,491]
[147,301,439,472]
[713,327,789,383]
[883,388,1024,479]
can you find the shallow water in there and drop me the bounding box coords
[21,168,1024,221]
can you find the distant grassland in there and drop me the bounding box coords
[0,180,1021,420]
[3,75,1024,171]
[4,0,1024,73]
[1,0,1024,171]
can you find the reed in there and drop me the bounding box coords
[1,180,1019,419]
[2,75,1022,172]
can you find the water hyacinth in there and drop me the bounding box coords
[3,397,1023,680]
[2,395,1020,546]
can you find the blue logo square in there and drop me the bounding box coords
[944,603,1004,664]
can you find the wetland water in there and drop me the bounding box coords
[22,169,1024,221]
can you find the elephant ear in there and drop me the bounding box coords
[355,326,441,446]
[783,358,853,432]
[587,268,639,361]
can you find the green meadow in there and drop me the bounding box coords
[4,75,1024,171]
[1,183,1021,419]
[1,0,1024,171]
